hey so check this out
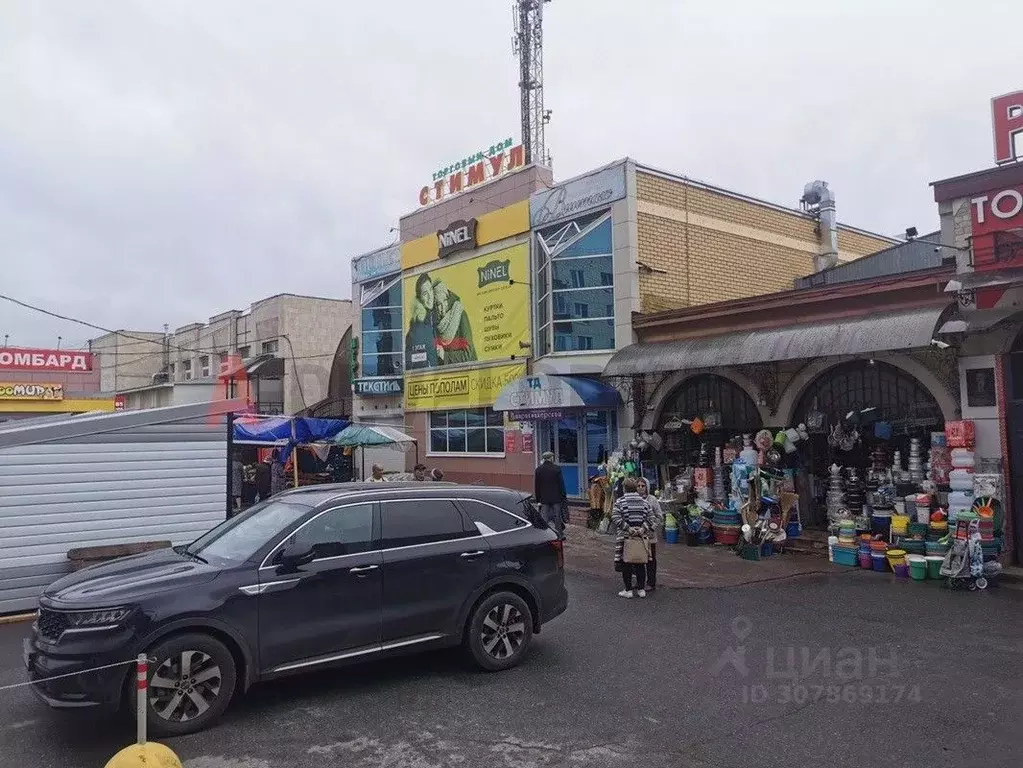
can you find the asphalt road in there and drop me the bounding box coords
[0,570,1021,768]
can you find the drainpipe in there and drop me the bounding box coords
[801,180,838,272]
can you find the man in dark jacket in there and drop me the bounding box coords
[534,451,567,540]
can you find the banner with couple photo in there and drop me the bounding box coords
[402,242,530,372]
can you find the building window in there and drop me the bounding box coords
[429,408,504,455]
[237,345,251,359]
[182,359,193,380]
[535,212,615,356]
[360,278,402,378]
[200,355,210,377]
[261,340,279,355]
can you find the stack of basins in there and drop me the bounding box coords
[712,507,742,546]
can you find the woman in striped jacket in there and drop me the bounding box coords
[611,477,656,598]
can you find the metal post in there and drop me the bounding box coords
[136,653,148,745]
[291,419,299,488]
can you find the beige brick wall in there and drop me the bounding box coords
[635,172,893,313]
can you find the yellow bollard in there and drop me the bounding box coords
[103,655,182,767]
[103,742,182,768]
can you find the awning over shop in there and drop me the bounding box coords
[603,305,950,377]
[332,424,417,449]
[493,373,622,418]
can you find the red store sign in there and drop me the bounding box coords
[970,184,1023,271]
[0,347,94,372]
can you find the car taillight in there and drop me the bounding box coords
[551,538,564,569]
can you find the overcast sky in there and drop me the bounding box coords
[1,1,1018,349]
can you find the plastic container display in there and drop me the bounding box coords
[833,546,859,567]
[858,552,872,569]
[949,470,974,491]
[926,555,944,579]
[891,515,910,536]
[871,553,888,572]
[907,554,928,581]
[886,548,907,569]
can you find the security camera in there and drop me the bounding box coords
[930,339,950,350]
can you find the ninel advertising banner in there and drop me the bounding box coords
[405,362,525,412]
[0,348,94,372]
[403,243,530,372]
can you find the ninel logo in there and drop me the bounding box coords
[992,90,1023,165]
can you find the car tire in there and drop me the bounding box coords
[466,591,534,672]
[139,633,237,736]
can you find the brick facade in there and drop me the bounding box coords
[635,171,894,314]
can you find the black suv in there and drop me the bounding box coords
[24,483,567,735]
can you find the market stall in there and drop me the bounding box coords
[331,423,418,480]
[232,415,350,491]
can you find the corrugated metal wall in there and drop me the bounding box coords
[0,422,228,614]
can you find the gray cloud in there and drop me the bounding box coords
[1,0,1017,348]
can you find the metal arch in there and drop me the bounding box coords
[792,359,943,429]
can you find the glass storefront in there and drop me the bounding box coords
[360,279,402,378]
[534,211,615,356]
[536,409,618,496]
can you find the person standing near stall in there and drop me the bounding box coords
[636,478,663,591]
[534,451,567,540]
[612,477,655,598]
[269,448,288,496]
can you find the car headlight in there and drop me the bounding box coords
[66,607,132,628]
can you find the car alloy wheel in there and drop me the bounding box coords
[150,650,223,723]
[480,603,526,661]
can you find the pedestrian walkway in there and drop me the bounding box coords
[563,524,842,588]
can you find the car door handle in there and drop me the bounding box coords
[460,551,486,559]
[349,565,379,574]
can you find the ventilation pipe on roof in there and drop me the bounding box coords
[801,180,838,272]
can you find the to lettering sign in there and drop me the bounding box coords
[437,219,478,258]
[970,185,1023,243]
[0,348,93,372]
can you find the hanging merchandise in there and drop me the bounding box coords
[806,397,826,433]
[825,463,846,527]
[712,447,727,504]
[908,437,923,480]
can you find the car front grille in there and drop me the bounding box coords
[37,608,70,642]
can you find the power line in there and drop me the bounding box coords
[0,292,346,368]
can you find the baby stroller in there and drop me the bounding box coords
[940,519,1001,590]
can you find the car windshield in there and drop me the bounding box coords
[186,499,312,563]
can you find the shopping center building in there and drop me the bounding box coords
[492,159,894,495]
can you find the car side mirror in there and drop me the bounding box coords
[277,546,315,573]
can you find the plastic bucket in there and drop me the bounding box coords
[858,552,872,569]
[761,543,774,557]
[871,553,887,572]
[891,515,911,535]
[893,564,909,578]
[665,528,680,544]
[925,556,944,579]
[886,549,907,569]
[907,554,927,581]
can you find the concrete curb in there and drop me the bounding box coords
[0,612,37,626]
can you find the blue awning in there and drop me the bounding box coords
[493,374,622,415]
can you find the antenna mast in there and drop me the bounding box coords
[513,0,551,167]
